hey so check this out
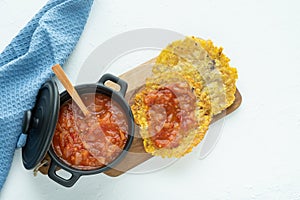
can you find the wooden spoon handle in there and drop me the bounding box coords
[52,64,90,116]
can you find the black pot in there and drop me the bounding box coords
[22,74,134,187]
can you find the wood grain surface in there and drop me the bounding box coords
[38,58,242,176]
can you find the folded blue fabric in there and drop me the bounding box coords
[0,0,93,190]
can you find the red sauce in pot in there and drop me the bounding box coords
[52,93,128,170]
[144,82,197,148]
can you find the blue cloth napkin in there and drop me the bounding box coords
[0,0,93,190]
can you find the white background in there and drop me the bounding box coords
[1,0,300,199]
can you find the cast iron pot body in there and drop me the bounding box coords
[48,74,134,187]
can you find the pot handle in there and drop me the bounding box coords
[98,73,128,97]
[48,159,81,187]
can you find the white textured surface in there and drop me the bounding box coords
[1,0,300,199]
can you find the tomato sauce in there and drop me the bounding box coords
[144,82,197,148]
[52,93,128,170]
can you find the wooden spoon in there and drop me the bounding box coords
[52,64,90,116]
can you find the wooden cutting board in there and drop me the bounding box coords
[103,58,242,177]
[38,58,242,176]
